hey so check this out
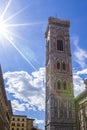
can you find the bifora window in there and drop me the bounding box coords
[11,123,15,126]
[57,40,63,51]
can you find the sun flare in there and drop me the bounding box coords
[0,0,39,71]
[0,21,7,34]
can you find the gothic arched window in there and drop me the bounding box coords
[62,62,66,70]
[57,40,63,51]
[57,81,61,89]
[57,62,60,70]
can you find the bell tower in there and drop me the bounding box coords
[45,17,76,130]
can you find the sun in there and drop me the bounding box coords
[0,19,9,40]
[0,21,7,35]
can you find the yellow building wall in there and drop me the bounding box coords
[27,119,34,130]
[10,116,27,130]
[10,115,34,130]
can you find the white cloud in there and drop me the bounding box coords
[3,65,87,112]
[71,36,87,96]
[33,118,44,129]
[73,67,87,96]
[4,67,45,111]
[34,118,44,124]
[11,100,26,112]
[76,68,87,75]
[73,74,85,96]
[72,36,87,68]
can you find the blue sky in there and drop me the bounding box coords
[0,0,87,129]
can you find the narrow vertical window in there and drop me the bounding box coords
[57,62,60,69]
[13,118,15,121]
[62,62,66,70]
[57,40,63,51]
[22,123,24,126]
[63,81,67,90]
[57,81,61,89]
[22,118,24,121]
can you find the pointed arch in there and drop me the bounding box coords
[57,61,60,70]
[62,62,66,70]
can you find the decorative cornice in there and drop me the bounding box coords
[48,17,70,27]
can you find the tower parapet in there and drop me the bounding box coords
[45,17,70,38]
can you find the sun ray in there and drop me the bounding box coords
[3,28,40,66]
[4,29,25,40]
[4,34,37,71]
[3,4,30,23]
[0,0,12,20]
[6,22,45,27]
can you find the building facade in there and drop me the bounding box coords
[0,65,13,130]
[27,118,35,130]
[10,115,34,130]
[45,17,76,130]
[75,79,87,130]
